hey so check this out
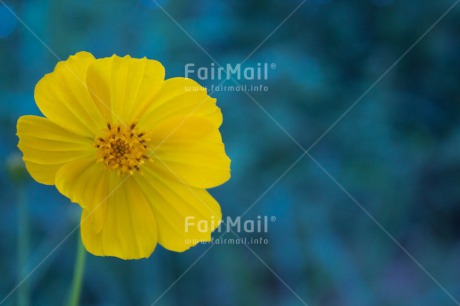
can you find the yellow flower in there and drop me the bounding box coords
[17,52,231,259]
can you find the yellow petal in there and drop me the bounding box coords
[86,55,165,123]
[54,157,105,213]
[148,116,231,188]
[34,51,105,136]
[55,158,158,259]
[17,116,95,185]
[134,166,221,252]
[80,175,158,259]
[138,77,222,131]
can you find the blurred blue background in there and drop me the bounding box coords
[1,0,460,305]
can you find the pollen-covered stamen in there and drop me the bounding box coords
[95,123,151,175]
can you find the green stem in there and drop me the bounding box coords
[67,235,86,306]
[17,189,29,306]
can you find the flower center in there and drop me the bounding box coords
[95,123,151,175]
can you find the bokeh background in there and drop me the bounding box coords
[1,0,460,305]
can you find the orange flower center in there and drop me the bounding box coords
[95,123,151,175]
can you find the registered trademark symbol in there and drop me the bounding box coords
[270,63,276,69]
[270,216,276,222]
